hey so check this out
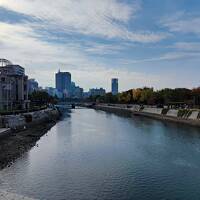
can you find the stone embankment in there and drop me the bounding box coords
[0,108,59,130]
[0,108,60,169]
[93,104,200,127]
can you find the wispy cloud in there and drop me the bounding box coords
[0,1,199,90]
[161,11,200,35]
[0,21,163,91]
[83,43,125,55]
[0,0,168,43]
[120,51,200,65]
[172,42,200,52]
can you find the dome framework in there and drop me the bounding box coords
[0,59,12,67]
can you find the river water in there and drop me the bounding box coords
[0,108,200,200]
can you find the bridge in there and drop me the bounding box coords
[55,102,83,111]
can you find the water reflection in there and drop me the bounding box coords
[0,108,200,200]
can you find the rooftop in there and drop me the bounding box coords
[0,58,12,67]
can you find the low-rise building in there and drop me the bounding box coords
[45,87,57,97]
[71,82,83,99]
[28,79,39,94]
[73,86,83,99]
[0,59,30,111]
[45,87,63,99]
[89,88,106,97]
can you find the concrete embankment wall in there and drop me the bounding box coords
[166,109,179,117]
[189,111,199,120]
[94,105,200,127]
[141,107,163,115]
[95,105,132,117]
[0,108,60,129]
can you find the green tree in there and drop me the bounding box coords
[29,91,58,106]
[139,88,154,104]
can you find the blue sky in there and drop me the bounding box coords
[0,0,200,91]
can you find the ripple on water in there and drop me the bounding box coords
[0,109,200,200]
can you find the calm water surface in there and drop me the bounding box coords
[0,108,200,200]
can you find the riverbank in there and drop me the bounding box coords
[93,104,200,128]
[0,121,57,169]
[0,128,11,138]
[0,108,61,169]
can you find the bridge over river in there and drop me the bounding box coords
[55,102,83,110]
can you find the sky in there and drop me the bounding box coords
[0,0,200,92]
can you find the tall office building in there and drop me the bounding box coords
[112,78,118,95]
[55,70,71,97]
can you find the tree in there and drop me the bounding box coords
[85,86,199,107]
[29,91,58,106]
[118,92,131,103]
[139,88,154,104]
[132,88,142,103]
[192,87,200,105]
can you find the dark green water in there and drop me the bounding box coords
[0,108,200,200]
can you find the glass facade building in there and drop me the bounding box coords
[112,78,118,95]
[55,70,71,97]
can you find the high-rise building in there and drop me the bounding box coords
[112,78,118,95]
[55,70,71,98]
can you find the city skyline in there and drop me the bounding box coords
[0,0,200,91]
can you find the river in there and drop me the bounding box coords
[0,108,200,200]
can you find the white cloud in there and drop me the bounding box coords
[120,51,200,65]
[0,0,168,43]
[82,42,125,55]
[0,20,197,91]
[0,22,163,91]
[0,22,91,74]
[161,12,200,35]
[2,1,193,91]
[173,42,200,52]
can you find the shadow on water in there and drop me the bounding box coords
[95,108,200,139]
[60,109,72,119]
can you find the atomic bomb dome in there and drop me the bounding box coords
[0,58,12,67]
